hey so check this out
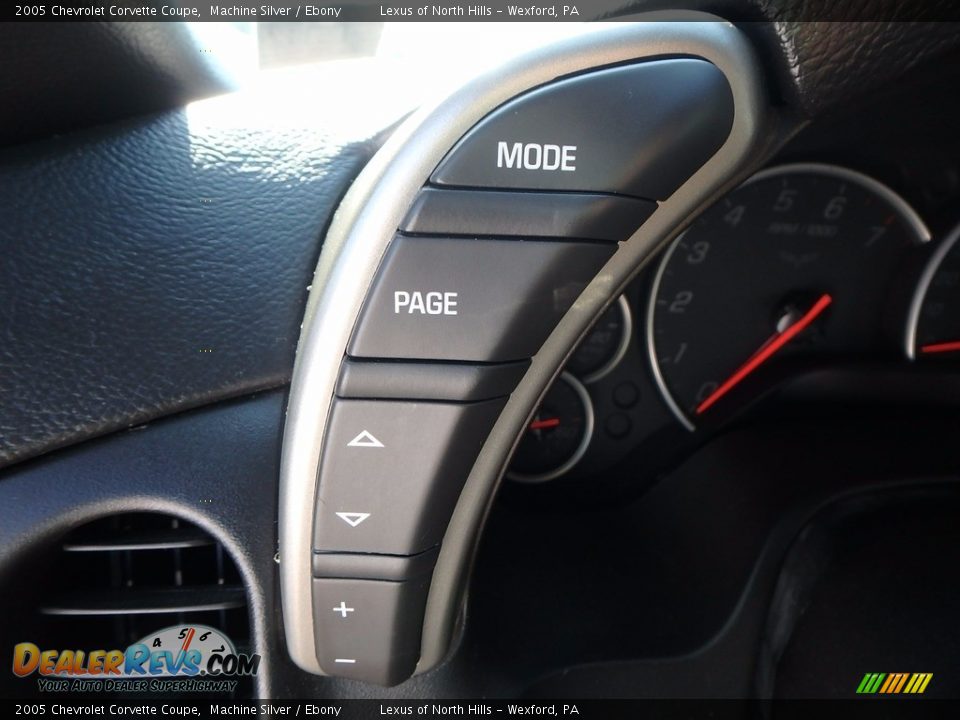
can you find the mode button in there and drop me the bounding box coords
[431,58,733,200]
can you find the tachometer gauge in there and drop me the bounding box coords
[908,222,960,359]
[565,295,632,383]
[648,163,929,430]
[507,373,594,483]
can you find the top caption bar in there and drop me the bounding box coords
[9,0,612,21]
[9,0,960,21]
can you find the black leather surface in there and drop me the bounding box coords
[606,3,960,118]
[0,22,236,147]
[0,84,393,468]
[759,17,960,117]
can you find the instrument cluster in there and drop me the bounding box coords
[508,163,960,485]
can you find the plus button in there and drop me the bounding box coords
[332,601,355,618]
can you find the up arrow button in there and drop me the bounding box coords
[347,430,384,448]
[314,398,507,555]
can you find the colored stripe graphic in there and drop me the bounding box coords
[857,673,886,695]
[892,673,909,694]
[906,673,933,694]
[857,672,932,694]
[879,674,896,693]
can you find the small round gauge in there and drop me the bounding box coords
[648,163,929,430]
[131,624,236,677]
[507,372,594,483]
[565,295,633,383]
[908,222,960,359]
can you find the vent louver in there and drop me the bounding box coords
[6,512,253,698]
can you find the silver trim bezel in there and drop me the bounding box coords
[646,162,931,432]
[906,221,960,360]
[646,234,698,431]
[280,15,774,677]
[580,295,633,385]
[505,372,595,484]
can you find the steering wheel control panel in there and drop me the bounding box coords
[281,20,769,686]
[313,56,730,685]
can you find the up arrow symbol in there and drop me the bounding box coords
[347,430,384,448]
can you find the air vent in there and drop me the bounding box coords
[5,512,253,698]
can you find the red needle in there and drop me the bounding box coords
[695,293,833,416]
[180,627,196,653]
[174,626,196,670]
[920,340,960,355]
[529,417,561,430]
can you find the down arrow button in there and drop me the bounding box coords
[314,397,506,555]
